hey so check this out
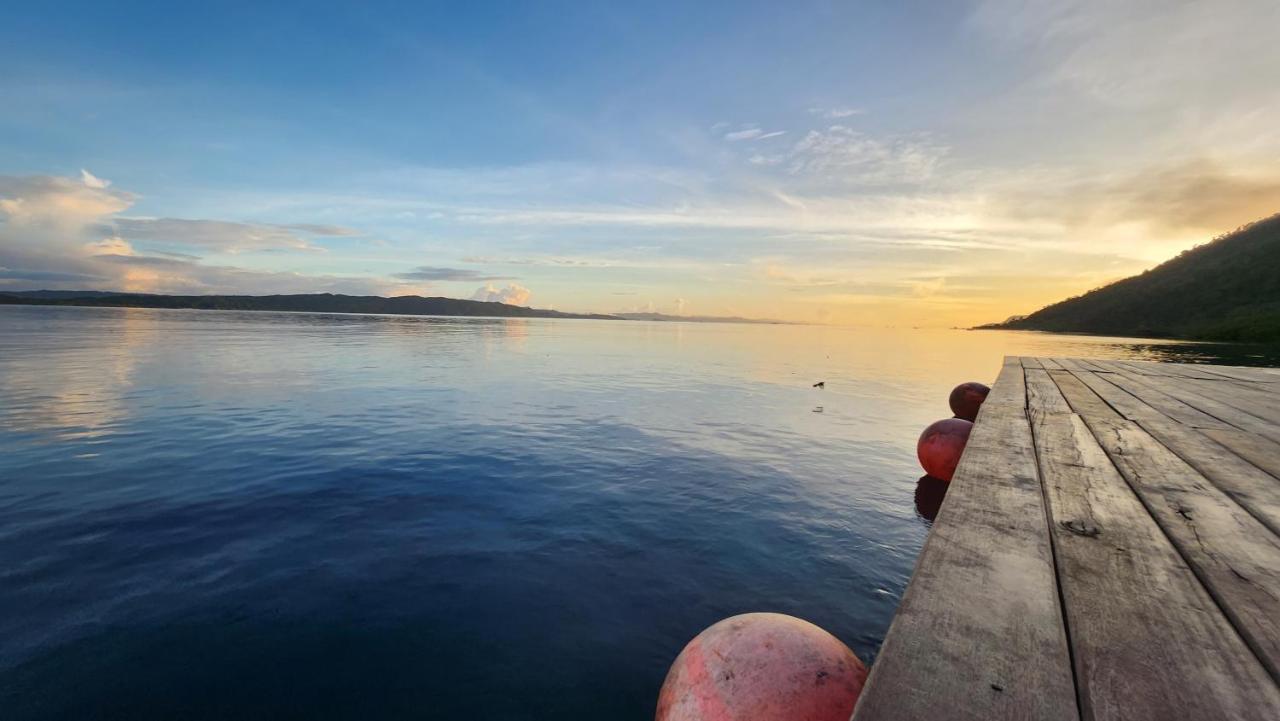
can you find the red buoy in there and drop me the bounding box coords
[948,382,990,422]
[917,418,973,482]
[656,613,868,721]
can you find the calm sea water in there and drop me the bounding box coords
[1,305,1275,720]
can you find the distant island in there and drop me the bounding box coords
[0,290,786,325]
[976,213,1280,343]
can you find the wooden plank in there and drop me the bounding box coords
[1129,374,1280,444]
[1117,360,1230,381]
[1129,360,1280,387]
[1178,377,1280,428]
[852,362,1078,721]
[1191,365,1280,384]
[1102,359,1167,376]
[1070,370,1280,537]
[1101,369,1233,429]
[1053,357,1090,372]
[1050,370,1280,682]
[1028,385,1280,720]
[1072,358,1114,373]
[1021,356,1044,370]
[1201,428,1280,481]
[1039,357,1065,370]
[1025,367,1073,415]
[986,356,1027,410]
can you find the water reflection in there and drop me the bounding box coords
[0,307,159,438]
[914,475,950,524]
[0,305,1277,721]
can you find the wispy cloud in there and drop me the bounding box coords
[809,106,865,119]
[110,218,334,252]
[393,265,514,281]
[283,223,362,236]
[460,255,617,267]
[723,127,787,142]
[0,267,104,282]
[787,126,946,183]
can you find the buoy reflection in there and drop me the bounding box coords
[914,475,949,524]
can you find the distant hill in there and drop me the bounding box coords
[977,214,1280,342]
[0,291,620,321]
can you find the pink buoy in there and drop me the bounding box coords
[948,382,990,422]
[655,613,868,721]
[917,418,973,482]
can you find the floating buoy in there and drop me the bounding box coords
[656,612,868,721]
[917,418,973,482]
[948,382,990,422]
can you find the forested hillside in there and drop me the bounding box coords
[981,214,1280,342]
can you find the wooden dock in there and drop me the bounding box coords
[852,357,1280,721]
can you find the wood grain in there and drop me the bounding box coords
[852,361,1077,721]
[1051,370,1280,683]
[1070,369,1280,537]
[1029,384,1280,720]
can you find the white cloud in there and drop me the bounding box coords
[787,126,947,183]
[725,128,765,141]
[809,107,865,119]
[0,172,403,296]
[110,218,326,252]
[723,127,786,142]
[84,236,136,256]
[80,169,110,189]
[470,282,531,306]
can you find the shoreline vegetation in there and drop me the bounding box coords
[0,290,786,325]
[974,213,1280,343]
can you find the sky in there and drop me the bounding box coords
[1,0,1278,326]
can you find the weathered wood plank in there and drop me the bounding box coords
[1072,358,1114,373]
[1116,360,1231,381]
[1050,370,1280,683]
[852,362,1077,721]
[1100,369,1232,429]
[1028,387,1280,720]
[1178,377,1280,428]
[1127,373,1280,444]
[985,356,1028,410]
[1025,367,1073,414]
[1070,370,1280,537]
[1201,428,1280,482]
[1039,357,1065,370]
[1191,365,1280,384]
[1052,357,1090,372]
[1021,356,1044,370]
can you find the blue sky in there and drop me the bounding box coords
[2,0,1278,323]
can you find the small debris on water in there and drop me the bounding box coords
[813,381,825,388]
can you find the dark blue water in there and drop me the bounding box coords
[1,306,1274,719]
